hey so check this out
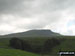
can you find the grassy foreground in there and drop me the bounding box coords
[0,48,39,56]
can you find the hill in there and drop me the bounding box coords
[1,29,61,38]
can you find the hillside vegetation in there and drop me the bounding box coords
[0,36,75,56]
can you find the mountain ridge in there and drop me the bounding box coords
[1,29,61,38]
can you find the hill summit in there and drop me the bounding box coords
[2,29,61,38]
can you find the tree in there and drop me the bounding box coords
[9,37,22,49]
[42,38,61,54]
[9,37,32,52]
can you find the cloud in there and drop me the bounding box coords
[0,0,75,35]
[0,0,24,14]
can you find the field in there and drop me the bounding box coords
[0,36,75,56]
[51,36,75,56]
[0,48,39,56]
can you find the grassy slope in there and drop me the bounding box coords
[0,36,75,56]
[0,38,11,48]
[50,36,75,56]
[0,48,39,56]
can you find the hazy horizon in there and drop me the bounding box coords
[0,0,75,35]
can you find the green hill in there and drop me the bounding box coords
[1,29,61,38]
[0,36,75,56]
[0,48,39,56]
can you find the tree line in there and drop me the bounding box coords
[9,37,63,54]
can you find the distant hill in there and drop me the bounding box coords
[2,29,61,38]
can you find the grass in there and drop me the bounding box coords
[51,36,75,56]
[0,48,39,56]
[0,36,75,56]
[0,38,11,48]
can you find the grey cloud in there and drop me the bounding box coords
[0,0,74,16]
[0,0,75,35]
[0,0,26,14]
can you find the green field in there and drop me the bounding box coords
[0,48,39,56]
[0,36,75,56]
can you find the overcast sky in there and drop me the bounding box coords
[0,0,75,35]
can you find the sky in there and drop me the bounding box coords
[0,0,75,35]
